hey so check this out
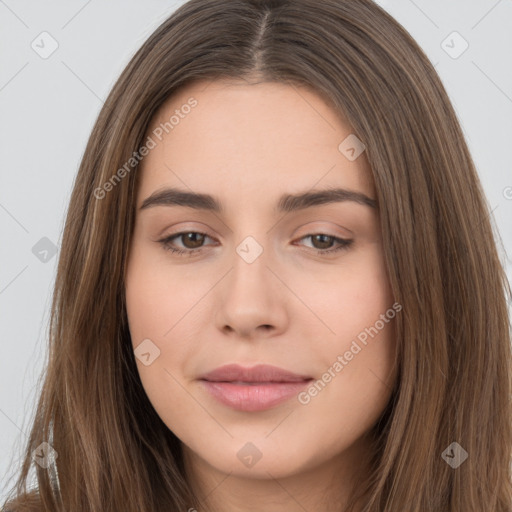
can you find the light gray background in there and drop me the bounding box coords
[1,0,511,498]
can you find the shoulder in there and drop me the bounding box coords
[2,490,42,512]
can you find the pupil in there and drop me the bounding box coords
[184,233,204,248]
[314,234,332,249]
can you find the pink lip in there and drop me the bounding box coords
[200,363,312,383]
[199,364,313,412]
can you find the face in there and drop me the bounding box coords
[125,79,397,488]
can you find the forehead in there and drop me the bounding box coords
[137,79,374,207]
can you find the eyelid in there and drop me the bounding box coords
[163,230,217,247]
[293,221,353,239]
[158,230,353,259]
[157,221,215,238]
[159,226,349,246]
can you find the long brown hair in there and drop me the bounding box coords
[3,0,511,510]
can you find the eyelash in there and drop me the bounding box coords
[158,231,353,257]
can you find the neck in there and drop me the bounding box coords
[182,432,374,512]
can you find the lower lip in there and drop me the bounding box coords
[200,380,312,412]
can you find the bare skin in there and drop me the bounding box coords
[125,78,398,512]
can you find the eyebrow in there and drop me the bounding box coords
[139,186,377,213]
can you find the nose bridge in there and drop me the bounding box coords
[225,202,273,277]
[228,232,272,298]
[235,234,266,266]
[214,228,289,336]
[224,205,287,292]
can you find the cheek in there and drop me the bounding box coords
[300,246,397,403]
[124,251,198,425]
[124,241,207,397]
[124,243,206,344]
[301,246,394,345]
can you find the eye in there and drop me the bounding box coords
[158,231,216,256]
[158,231,353,257]
[295,234,353,255]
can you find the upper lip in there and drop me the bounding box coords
[200,364,313,383]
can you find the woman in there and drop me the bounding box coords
[3,0,511,510]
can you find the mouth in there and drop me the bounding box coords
[198,364,314,412]
[199,363,313,383]
[224,380,303,385]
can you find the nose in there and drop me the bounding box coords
[214,238,289,340]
